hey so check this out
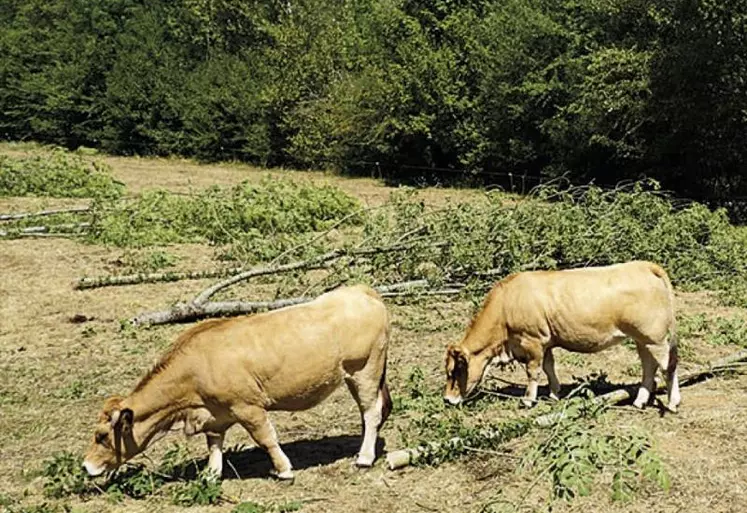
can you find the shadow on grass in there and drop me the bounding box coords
[478,371,641,408]
[166,434,385,481]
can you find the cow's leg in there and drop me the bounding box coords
[521,356,542,408]
[523,359,541,407]
[633,343,659,409]
[205,432,224,477]
[643,339,681,413]
[542,349,561,401]
[666,346,681,413]
[666,365,681,413]
[518,337,546,407]
[233,405,294,480]
[345,367,390,468]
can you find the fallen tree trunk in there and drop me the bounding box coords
[11,232,86,238]
[131,298,311,326]
[385,349,747,470]
[0,206,90,221]
[76,267,245,290]
[0,222,90,237]
[75,259,333,290]
[130,280,436,326]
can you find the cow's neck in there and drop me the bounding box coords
[124,371,197,450]
[461,287,507,355]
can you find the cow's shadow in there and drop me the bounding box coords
[479,371,641,407]
[173,435,384,481]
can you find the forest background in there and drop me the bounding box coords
[2,0,746,209]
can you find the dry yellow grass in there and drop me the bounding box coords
[0,141,484,208]
[2,146,747,513]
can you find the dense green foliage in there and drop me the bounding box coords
[3,147,743,301]
[0,149,123,198]
[87,177,361,252]
[522,414,669,503]
[1,1,746,204]
[317,181,747,304]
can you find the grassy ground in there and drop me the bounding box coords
[2,145,747,513]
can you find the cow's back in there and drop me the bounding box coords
[502,261,673,350]
[180,285,389,409]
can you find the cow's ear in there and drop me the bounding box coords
[448,345,469,365]
[109,410,121,429]
[110,408,134,433]
[119,408,134,434]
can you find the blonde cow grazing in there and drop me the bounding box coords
[443,261,681,412]
[83,285,392,480]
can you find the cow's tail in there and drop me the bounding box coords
[651,263,678,380]
[378,304,393,428]
[378,360,393,428]
[667,330,679,382]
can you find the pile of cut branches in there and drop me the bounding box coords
[97,179,747,325]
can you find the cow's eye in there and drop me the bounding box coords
[96,432,107,444]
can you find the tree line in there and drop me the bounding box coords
[1,0,746,202]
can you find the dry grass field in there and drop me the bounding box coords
[2,145,747,513]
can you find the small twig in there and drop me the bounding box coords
[463,446,521,459]
[220,493,241,505]
[477,389,540,404]
[225,458,241,480]
[415,501,440,512]
[514,461,555,509]
[379,287,463,298]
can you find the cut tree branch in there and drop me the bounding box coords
[131,298,312,327]
[0,206,90,221]
[192,241,448,305]
[73,240,449,292]
[385,349,747,470]
[131,280,436,326]
[75,267,245,290]
[0,222,90,237]
[192,249,346,305]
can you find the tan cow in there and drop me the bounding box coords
[83,284,392,480]
[443,261,680,412]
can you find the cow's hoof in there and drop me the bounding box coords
[355,455,375,468]
[520,398,534,408]
[632,400,645,410]
[270,469,295,481]
[549,392,560,402]
[205,468,222,481]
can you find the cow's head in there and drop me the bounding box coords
[83,396,139,476]
[443,344,495,405]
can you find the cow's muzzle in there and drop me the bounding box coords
[83,460,107,477]
[443,395,463,406]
